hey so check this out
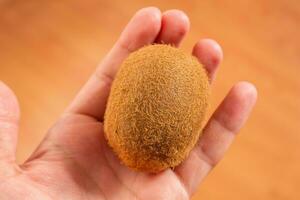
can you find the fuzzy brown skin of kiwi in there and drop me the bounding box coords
[104,44,210,173]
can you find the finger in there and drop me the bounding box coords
[155,9,190,46]
[192,39,223,83]
[175,81,257,196]
[0,82,20,170]
[66,7,162,120]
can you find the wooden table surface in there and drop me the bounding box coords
[0,0,299,199]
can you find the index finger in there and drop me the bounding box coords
[65,7,162,120]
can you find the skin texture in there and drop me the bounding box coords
[104,45,210,172]
[0,7,257,200]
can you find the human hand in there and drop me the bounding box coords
[0,7,257,200]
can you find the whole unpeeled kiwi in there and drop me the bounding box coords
[104,44,210,173]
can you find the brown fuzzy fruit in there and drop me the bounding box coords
[104,44,210,173]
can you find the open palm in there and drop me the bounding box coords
[0,7,257,200]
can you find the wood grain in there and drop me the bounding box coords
[0,0,299,199]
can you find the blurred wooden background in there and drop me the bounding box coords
[0,0,299,199]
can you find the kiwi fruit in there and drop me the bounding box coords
[104,44,210,173]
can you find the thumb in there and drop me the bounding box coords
[0,81,20,169]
